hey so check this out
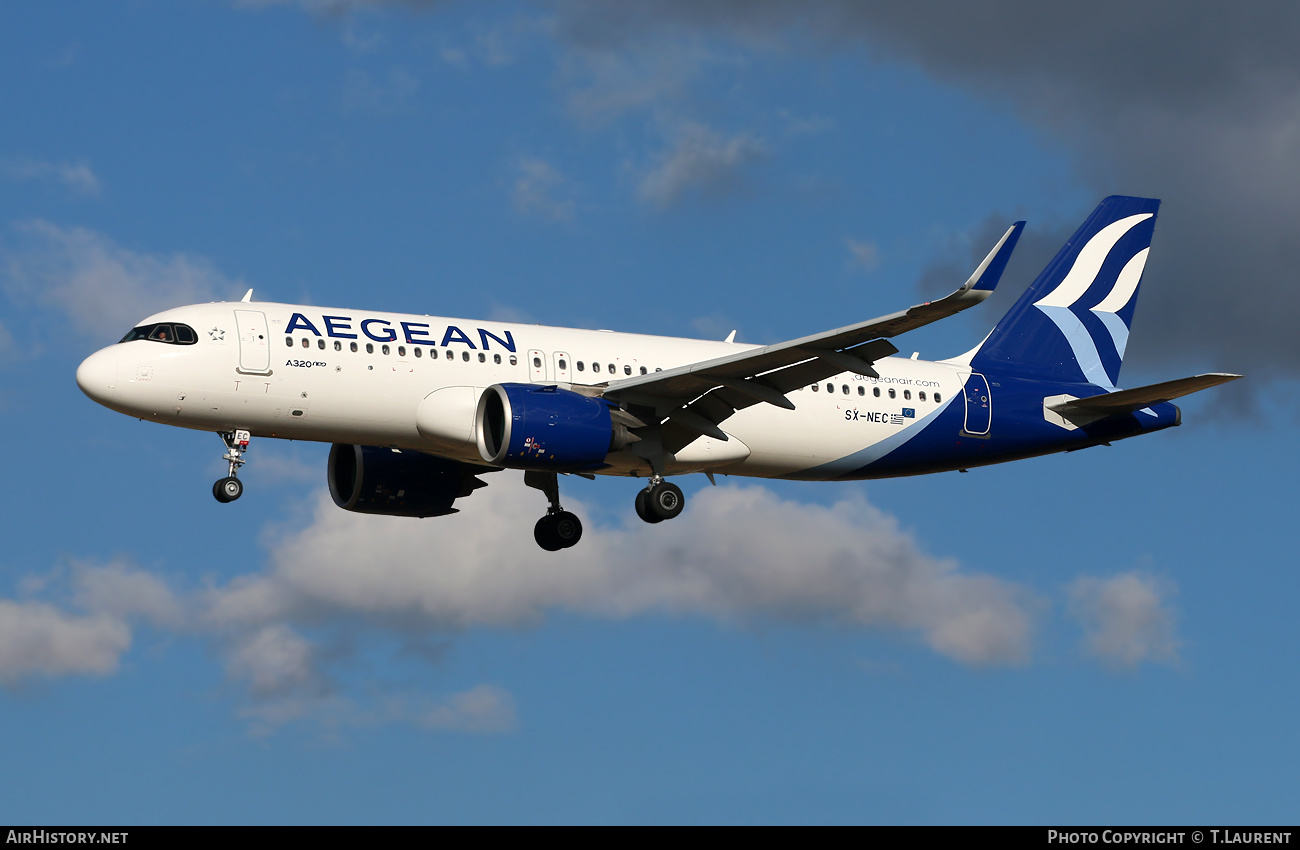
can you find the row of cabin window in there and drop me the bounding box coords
[568,359,659,376]
[810,382,941,403]
[288,336,518,365]
[286,337,664,376]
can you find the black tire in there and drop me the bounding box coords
[648,481,684,520]
[215,476,243,503]
[635,488,663,524]
[534,515,563,551]
[552,511,583,548]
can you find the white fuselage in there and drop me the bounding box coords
[76,300,972,480]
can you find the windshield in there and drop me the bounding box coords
[118,323,198,345]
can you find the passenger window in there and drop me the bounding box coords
[533,356,541,368]
[462,351,470,362]
[919,391,926,401]
[350,342,358,353]
[509,355,518,366]
[609,364,616,374]
[842,385,849,395]
[414,347,422,358]
[366,343,374,354]
[301,338,310,349]
[382,344,390,355]
[640,366,647,375]
[825,383,833,393]
[398,346,406,357]
[592,362,600,372]
[858,386,865,396]
[318,339,326,350]
[558,359,567,370]
[655,368,662,372]
[873,387,880,397]
[624,365,632,375]
[811,384,819,392]
[334,341,341,351]
[494,354,501,364]
[577,362,585,372]
[903,390,911,400]
[478,352,486,363]
[888,388,896,399]
[934,393,942,403]
[286,337,293,347]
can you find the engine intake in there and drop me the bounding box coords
[476,383,635,470]
[328,444,487,517]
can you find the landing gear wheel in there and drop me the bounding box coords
[535,511,584,551]
[647,481,684,520]
[213,476,243,503]
[635,488,664,524]
[534,515,563,551]
[552,511,583,548]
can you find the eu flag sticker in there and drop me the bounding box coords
[902,408,915,419]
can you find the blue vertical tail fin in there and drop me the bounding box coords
[969,196,1160,388]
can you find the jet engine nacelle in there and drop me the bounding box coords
[475,383,635,470]
[327,444,487,517]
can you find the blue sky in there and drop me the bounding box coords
[2,1,1297,825]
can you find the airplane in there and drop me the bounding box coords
[76,196,1240,551]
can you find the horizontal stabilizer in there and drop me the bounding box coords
[1049,373,1242,417]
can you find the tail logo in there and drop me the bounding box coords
[1032,213,1152,389]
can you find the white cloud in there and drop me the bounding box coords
[638,121,766,209]
[562,40,725,123]
[2,158,102,197]
[0,600,131,684]
[208,479,1038,666]
[225,623,324,698]
[2,220,243,345]
[70,559,187,630]
[418,684,517,733]
[512,157,575,222]
[846,238,880,272]
[1068,572,1180,670]
[0,478,1049,724]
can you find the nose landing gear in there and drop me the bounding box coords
[213,429,251,503]
[525,470,583,551]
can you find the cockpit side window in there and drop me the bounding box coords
[119,323,199,345]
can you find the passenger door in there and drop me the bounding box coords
[234,309,271,374]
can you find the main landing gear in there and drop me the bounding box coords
[525,471,583,552]
[634,476,684,524]
[213,429,251,503]
[522,471,686,550]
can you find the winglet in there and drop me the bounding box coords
[962,221,1025,296]
[241,289,254,303]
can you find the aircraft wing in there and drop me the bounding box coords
[603,221,1025,449]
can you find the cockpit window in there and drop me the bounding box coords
[119,323,199,345]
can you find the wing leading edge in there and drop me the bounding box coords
[603,220,1026,451]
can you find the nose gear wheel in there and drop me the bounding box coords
[212,430,251,503]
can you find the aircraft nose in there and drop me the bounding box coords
[76,347,119,403]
